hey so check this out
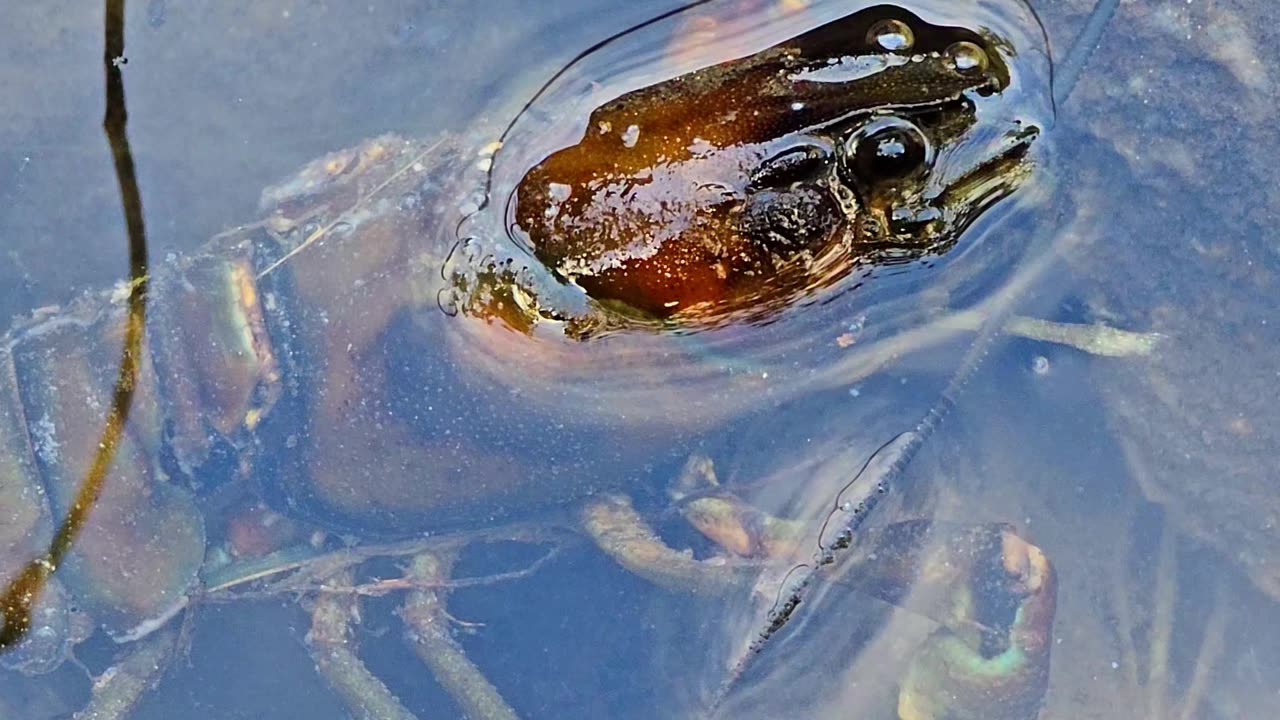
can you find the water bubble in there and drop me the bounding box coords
[866,19,914,52]
[946,41,989,76]
[398,192,422,211]
[1031,355,1050,375]
[437,288,461,317]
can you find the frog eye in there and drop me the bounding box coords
[865,19,915,53]
[839,117,932,188]
[748,144,832,190]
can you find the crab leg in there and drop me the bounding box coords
[71,625,179,720]
[627,485,1057,719]
[581,494,759,596]
[307,568,417,720]
[212,533,555,720]
[400,552,520,720]
[892,525,1056,720]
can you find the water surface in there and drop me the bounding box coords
[1,1,1279,718]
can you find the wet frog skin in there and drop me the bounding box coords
[509,4,1035,322]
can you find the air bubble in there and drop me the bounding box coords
[866,19,914,52]
[946,41,989,76]
[1032,355,1050,375]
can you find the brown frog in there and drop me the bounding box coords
[488,3,1048,326]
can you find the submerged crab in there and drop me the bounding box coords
[0,1,1160,717]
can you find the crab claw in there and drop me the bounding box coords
[896,528,1056,720]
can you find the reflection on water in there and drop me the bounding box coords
[1,0,1279,718]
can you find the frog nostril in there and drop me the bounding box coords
[840,117,932,188]
[865,19,915,53]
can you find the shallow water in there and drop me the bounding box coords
[1,0,1279,718]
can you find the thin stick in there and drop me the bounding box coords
[256,138,444,279]
[1,0,150,650]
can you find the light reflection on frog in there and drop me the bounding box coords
[461,3,1047,330]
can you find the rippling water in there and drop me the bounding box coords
[1,1,1279,718]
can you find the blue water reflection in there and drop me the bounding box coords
[1,1,1278,718]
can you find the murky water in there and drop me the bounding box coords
[1,0,1278,718]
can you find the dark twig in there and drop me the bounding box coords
[1,0,149,649]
